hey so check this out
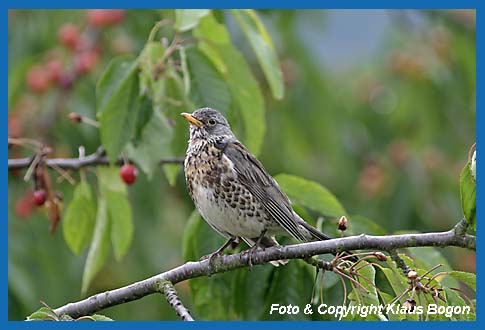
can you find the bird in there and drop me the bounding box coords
[181,107,336,266]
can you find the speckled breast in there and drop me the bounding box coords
[184,140,273,239]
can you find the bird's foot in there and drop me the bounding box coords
[242,244,260,268]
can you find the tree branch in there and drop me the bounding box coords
[158,280,194,321]
[8,147,184,171]
[52,225,475,319]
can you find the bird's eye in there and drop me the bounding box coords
[208,119,217,126]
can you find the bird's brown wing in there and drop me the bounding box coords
[223,140,307,241]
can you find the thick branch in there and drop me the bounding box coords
[8,147,184,171]
[53,227,475,319]
[158,280,194,321]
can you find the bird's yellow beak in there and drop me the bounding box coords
[181,113,203,127]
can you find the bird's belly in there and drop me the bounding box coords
[192,184,267,238]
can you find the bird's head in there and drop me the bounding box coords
[181,107,234,141]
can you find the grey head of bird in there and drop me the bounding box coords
[181,107,235,141]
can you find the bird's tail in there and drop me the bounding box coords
[294,212,330,241]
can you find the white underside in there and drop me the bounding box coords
[192,184,266,238]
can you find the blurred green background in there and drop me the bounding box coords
[8,10,475,320]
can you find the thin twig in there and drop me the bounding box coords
[8,147,184,171]
[158,281,194,321]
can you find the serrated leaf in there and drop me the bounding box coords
[97,57,140,164]
[81,195,111,295]
[447,271,476,291]
[274,174,346,218]
[126,106,173,180]
[186,47,232,115]
[26,307,58,321]
[62,181,96,255]
[174,9,210,32]
[97,166,126,193]
[231,9,284,100]
[460,161,476,232]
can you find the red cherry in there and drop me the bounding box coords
[33,189,47,206]
[120,165,137,185]
[75,50,99,75]
[87,10,125,27]
[15,191,35,219]
[26,65,51,93]
[58,23,80,50]
[8,115,22,138]
[46,59,63,83]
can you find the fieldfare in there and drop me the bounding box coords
[182,107,334,266]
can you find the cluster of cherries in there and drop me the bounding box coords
[26,10,125,94]
[15,10,140,220]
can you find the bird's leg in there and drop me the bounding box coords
[200,236,237,266]
[246,229,267,268]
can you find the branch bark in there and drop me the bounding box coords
[158,281,194,321]
[52,222,475,319]
[8,147,184,171]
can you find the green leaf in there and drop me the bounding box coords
[460,161,476,232]
[194,13,230,44]
[232,266,274,320]
[26,307,58,321]
[406,247,457,288]
[263,262,313,320]
[138,42,166,104]
[193,13,266,154]
[62,181,96,255]
[97,167,133,261]
[374,259,408,298]
[442,288,473,320]
[174,9,210,32]
[186,47,232,115]
[81,195,111,295]
[106,191,133,261]
[216,44,266,155]
[126,104,173,180]
[162,74,193,185]
[231,9,284,100]
[98,166,126,193]
[447,271,476,291]
[97,57,141,164]
[274,174,346,218]
[90,314,114,321]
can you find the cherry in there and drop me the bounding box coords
[26,65,51,93]
[15,191,35,219]
[87,10,125,27]
[58,23,80,50]
[46,59,63,83]
[75,50,99,75]
[120,164,137,185]
[33,189,47,206]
